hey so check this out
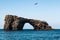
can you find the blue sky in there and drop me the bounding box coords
[0,0,60,29]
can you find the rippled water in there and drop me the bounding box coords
[0,29,60,40]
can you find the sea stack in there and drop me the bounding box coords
[4,15,52,31]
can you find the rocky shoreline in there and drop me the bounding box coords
[4,15,52,31]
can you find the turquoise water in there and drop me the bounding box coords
[0,29,60,40]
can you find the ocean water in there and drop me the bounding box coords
[0,29,60,40]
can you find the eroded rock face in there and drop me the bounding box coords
[29,19,52,30]
[4,15,52,30]
[4,15,18,30]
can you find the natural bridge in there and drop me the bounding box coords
[4,15,52,31]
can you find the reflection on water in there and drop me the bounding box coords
[0,29,60,40]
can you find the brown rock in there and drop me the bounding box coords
[29,19,51,30]
[4,15,14,30]
[46,26,52,30]
[4,15,52,31]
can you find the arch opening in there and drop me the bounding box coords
[23,23,34,30]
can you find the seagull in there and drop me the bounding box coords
[34,2,38,5]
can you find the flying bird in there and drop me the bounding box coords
[34,2,38,5]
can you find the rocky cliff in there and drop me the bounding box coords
[4,15,52,31]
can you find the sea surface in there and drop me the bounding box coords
[0,29,60,40]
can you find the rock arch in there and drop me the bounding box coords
[4,15,52,31]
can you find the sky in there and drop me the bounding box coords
[0,0,60,29]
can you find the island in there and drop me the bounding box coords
[4,15,52,31]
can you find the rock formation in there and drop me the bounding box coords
[4,15,52,31]
[29,19,52,30]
